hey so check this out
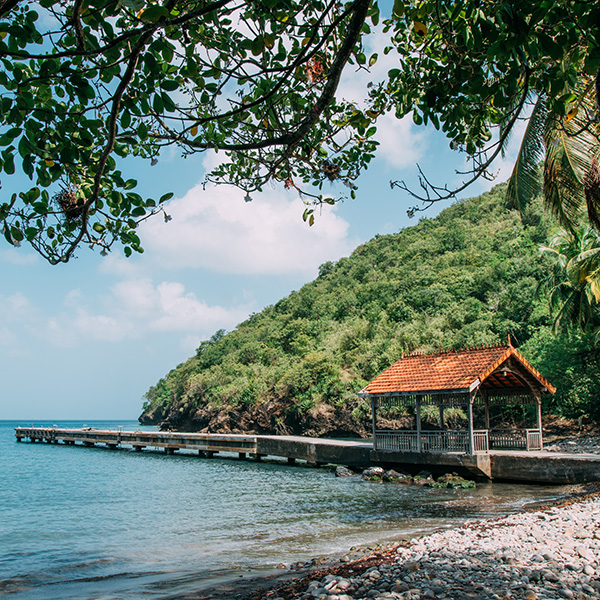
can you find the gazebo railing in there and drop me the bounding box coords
[375,430,489,453]
[489,429,542,451]
[375,430,419,452]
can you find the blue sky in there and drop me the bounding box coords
[1,42,524,421]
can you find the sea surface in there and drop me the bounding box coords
[0,420,569,599]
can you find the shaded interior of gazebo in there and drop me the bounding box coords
[359,344,556,455]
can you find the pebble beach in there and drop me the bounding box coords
[254,489,600,600]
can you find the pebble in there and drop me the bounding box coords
[293,497,600,600]
[544,435,600,454]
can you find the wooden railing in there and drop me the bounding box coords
[375,430,419,452]
[375,430,489,453]
[526,429,542,451]
[473,430,490,453]
[489,429,542,451]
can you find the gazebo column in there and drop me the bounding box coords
[371,397,377,450]
[467,392,475,454]
[416,395,422,452]
[438,404,444,429]
[481,389,490,432]
[534,390,543,448]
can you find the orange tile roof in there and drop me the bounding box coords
[360,344,556,395]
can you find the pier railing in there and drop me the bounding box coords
[375,429,489,453]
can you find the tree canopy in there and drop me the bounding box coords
[1,0,599,262]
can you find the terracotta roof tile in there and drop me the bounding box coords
[361,344,555,395]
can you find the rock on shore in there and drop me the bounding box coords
[545,435,600,454]
[273,496,600,600]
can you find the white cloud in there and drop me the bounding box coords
[202,149,231,173]
[139,183,356,275]
[375,113,428,169]
[0,326,18,347]
[110,279,249,334]
[32,279,250,348]
[151,281,244,332]
[1,292,38,321]
[98,253,143,278]
[0,249,39,266]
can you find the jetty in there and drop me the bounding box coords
[14,426,600,485]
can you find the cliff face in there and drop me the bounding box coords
[143,398,369,438]
[140,183,593,434]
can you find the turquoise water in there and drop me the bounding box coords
[1,420,566,599]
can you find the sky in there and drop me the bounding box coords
[0,32,526,422]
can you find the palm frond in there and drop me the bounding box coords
[506,95,547,212]
[499,89,537,159]
[543,83,599,231]
[584,158,600,229]
[552,291,578,334]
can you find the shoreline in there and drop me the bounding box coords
[177,482,600,600]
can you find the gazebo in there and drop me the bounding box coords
[359,342,556,455]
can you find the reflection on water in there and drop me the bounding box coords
[0,421,567,599]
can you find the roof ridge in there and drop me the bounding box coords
[406,342,508,358]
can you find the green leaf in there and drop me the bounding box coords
[10,227,24,242]
[137,122,148,140]
[153,94,164,113]
[392,0,404,18]
[160,79,179,91]
[251,36,265,56]
[159,192,174,203]
[140,5,169,22]
[122,0,145,10]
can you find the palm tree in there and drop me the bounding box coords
[540,226,600,343]
[506,75,600,232]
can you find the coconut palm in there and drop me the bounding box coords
[540,226,600,343]
[506,75,600,232]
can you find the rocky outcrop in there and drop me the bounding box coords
[139,398,370,438]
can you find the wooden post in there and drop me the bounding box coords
[438,404,444,429]
[467,393,475,455]
[416,395,422,452]
[534,390,543,448]
[371,397,377,451]
[480,389,490,434]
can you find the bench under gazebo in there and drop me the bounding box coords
[359,342,556,455]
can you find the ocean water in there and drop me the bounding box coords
[1,420,567,599]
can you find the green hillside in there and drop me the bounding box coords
[139,184,600,434]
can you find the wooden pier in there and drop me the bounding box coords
[14,427,600,484]
[13,427,373,466]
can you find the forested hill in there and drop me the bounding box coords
[139,183,599,435]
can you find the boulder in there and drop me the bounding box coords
[335,466,356,477]
[362,466,385,481]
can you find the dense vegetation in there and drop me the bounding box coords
[140,184,600,434]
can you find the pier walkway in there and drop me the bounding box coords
[14,427,600,485]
